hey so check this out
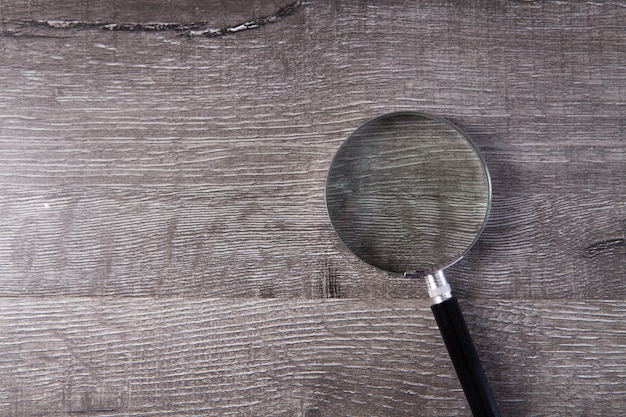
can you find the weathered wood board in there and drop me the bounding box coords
[0,298,624,416]
[0,0,624,415]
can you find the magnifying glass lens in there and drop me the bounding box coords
[325,112,490,274]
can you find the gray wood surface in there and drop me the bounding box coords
[0,0,624,415]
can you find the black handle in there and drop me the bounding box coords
[431,297,500,417]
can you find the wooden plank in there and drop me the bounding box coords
[0,298,624,416]
[0,0,624,299]
[0,185,623,299]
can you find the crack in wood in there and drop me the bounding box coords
[582,218,626,258]
[585,237,625,252]
[21,0,303,37]
[583,238,626,258]
[318,260,341,299]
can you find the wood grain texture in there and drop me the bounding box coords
[0,298,624,416]
[0,0,625,415]
[0,0,624,299]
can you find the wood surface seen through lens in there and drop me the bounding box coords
[325,113,490,274]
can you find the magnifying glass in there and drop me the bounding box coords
[325,112,500,417]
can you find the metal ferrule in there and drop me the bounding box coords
[424,270,453,304]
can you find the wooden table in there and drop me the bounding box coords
[1,1,624,415]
